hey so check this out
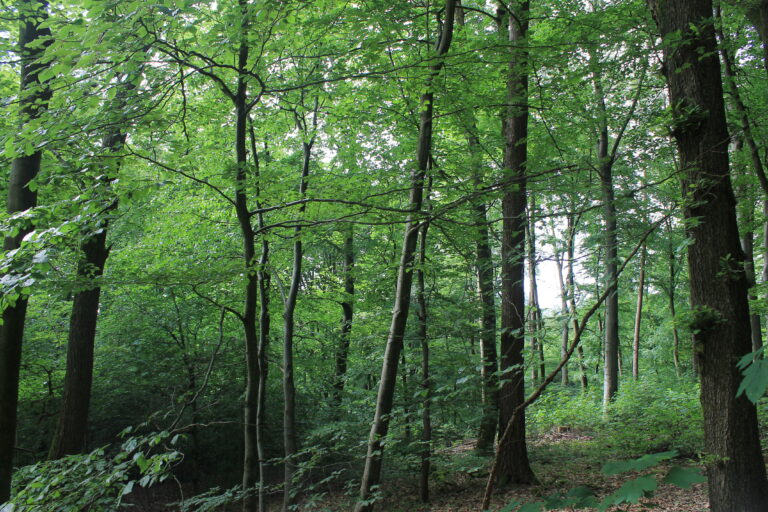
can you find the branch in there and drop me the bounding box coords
[480,211,671,510]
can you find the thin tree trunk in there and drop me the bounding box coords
[469,133,499,453]
[0,0,51,501]
[355,3,456,509]
[232,6,260,510]
[744,2,768,353]
[716,7,764,353]
[333,227,355,405]
[283,110,315,511]
[526,212,540,383]
[249,124,270,512]
[593,60,620,409]
[649,1,768,509]
[416,182,431,504]
[551,224,570,386]
[496,0,536,487]
[565,213,588,390]
[632,246,646,380]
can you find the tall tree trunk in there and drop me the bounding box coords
[0,0,51,501]
[355,3,456,509]
[283,115,315,511]
[249,124,270,512]
[496,0,536,487]
[592,59,620,409]
[49,78,131,458]
[525,205,543,383]
[564,213,588,390]
[416,184,431,503]
[552,225,570,386]
[632,246,646,381]
[648,1,768,509]
[232,6,260,510]
[716,6,765,353]
[469,133,499,453]
[333,227,355,405]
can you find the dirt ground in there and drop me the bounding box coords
[129,429,709,511]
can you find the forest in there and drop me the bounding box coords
[2,0,768,510]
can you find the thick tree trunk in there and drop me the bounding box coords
[355,3,456,509]
[49,93,129,459]
[649,1,768,509]
[631,246,646,381]
[0,1,51,501]
[333,228,355,405]
[49,228,110,458]
[496,0,536,487]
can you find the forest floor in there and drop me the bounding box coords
[130,428,709,511]
[287,428,709,511]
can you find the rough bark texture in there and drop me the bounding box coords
[649,0,768,509]
[0,1,51,501]
[496,0,536,487]
[355,3,456,509]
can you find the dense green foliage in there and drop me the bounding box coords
[2,0,768,510]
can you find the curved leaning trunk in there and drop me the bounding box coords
[354,2,457,510]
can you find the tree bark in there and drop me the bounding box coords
[355,3,456,509]
[0,0,51,501]
[49,76,132,458]
[232,6,260,510]
[496,0,536,487]
[415,187,431,503]
[631,246,646,381]
[592,58,620,409]
[249,123,270,512]
[469,133,499,453]
[333,227,355,405]
[716,6,764,353]
[649,1,768,509]
[283,122,314,511]
[525,203,544,384]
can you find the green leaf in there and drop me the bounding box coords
[737,356,768,404]
[602,451,678,475]
[663,466,705,489]
[600,475,657,510]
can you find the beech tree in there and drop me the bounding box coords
[0,0,51,501]
[649,0,768,509]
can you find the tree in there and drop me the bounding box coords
[355,1,457,509]
[496,0,536,486]
[648,0,768,509]
[0,0,51,501]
